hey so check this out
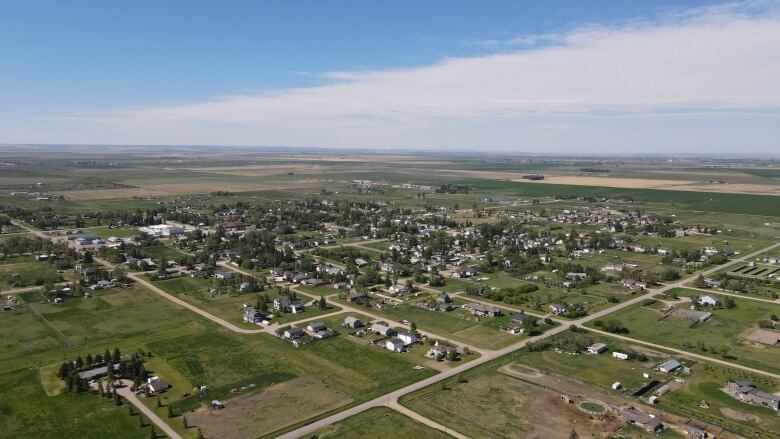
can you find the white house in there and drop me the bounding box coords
[398,331,418,346]
[658,359,682,374]
[698,295,719,306]
[386,338,405,352]
[587,343,607,354]
[613,352,630,360]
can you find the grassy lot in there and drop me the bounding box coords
[332,297,521,350]
[512,343,671,392]
[587,288,780,375]
[153,276,213,294]
[154,278,341,326]
[656,362,780,439]
[90,226,140,239]
[25,283,196,347]
[0,302,63,362]
[146,331,298,413]
[138,244,187,261]
[0,368,145,439]
[0,260,63,290]
[402,369,622,439]
[312,407,452,439]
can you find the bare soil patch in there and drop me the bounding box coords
[185,376,350,439]
[720,407,763,423]
[744,327,780,346]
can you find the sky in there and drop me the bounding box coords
[1,0,779,153]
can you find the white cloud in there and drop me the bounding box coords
[20,1,780,152]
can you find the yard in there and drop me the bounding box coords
[0,368,145,439]
[25,283,196,347]
[402,370,623,438]
[334,297,521,350]
[587,288,780,375]
[0,259,64,290]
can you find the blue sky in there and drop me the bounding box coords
[1,0,779,153]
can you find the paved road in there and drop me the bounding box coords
[114,380,184,439]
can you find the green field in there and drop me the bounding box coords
[24,283,196,348]
[588,289,780,375]
[0,260,63,290]
[333,297,522,350]
[0,368,145,439]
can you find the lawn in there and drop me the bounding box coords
[0,368,146,439]
[334,297,520,350]
[402,369,622,439]
[587,288,780,375]
[313,407,452,439]
[138,244,187,261]
[0,303,63,363]
[26,283,195,347]
[146,331,299,413]
[0,260,63,290]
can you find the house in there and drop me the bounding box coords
[462,302,502,317]
[345,291,367,302]
[566,272,587,281]
[668,307,711,323]
[726,380,780,411]
[307,321,327,333]
[385,338,405,352]
[243,307,265,324]
[314,329,334,340]
[549,303,566,314]
[274,296,304,313]
[388,284,407,294]
[370,323,396,337]
[77,363,121,381]
[302,277,326,286]
[705,279,721,288]
[618,406,663,433]
[510,311,526,325]
[587,343,608,354]
[698,295,719,306]
[658,359,682,373]
[451,267,478,278]
[354,258,369,267]
[437,292,453,304]
[613,352,630,360]
[148,380,170,394]
[398,331,418,345]
[426,343,456,360]
[283,327,305,339]
[343,316,363,328]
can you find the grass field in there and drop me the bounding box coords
[0,260,63,290]
[333,297,520,350]
[402,369,623,438]
[587,289,780,375]
[24,283,196,348]
[312,407,452,439]
[0,368,145,439]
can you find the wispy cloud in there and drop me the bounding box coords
[32,1,780,152]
